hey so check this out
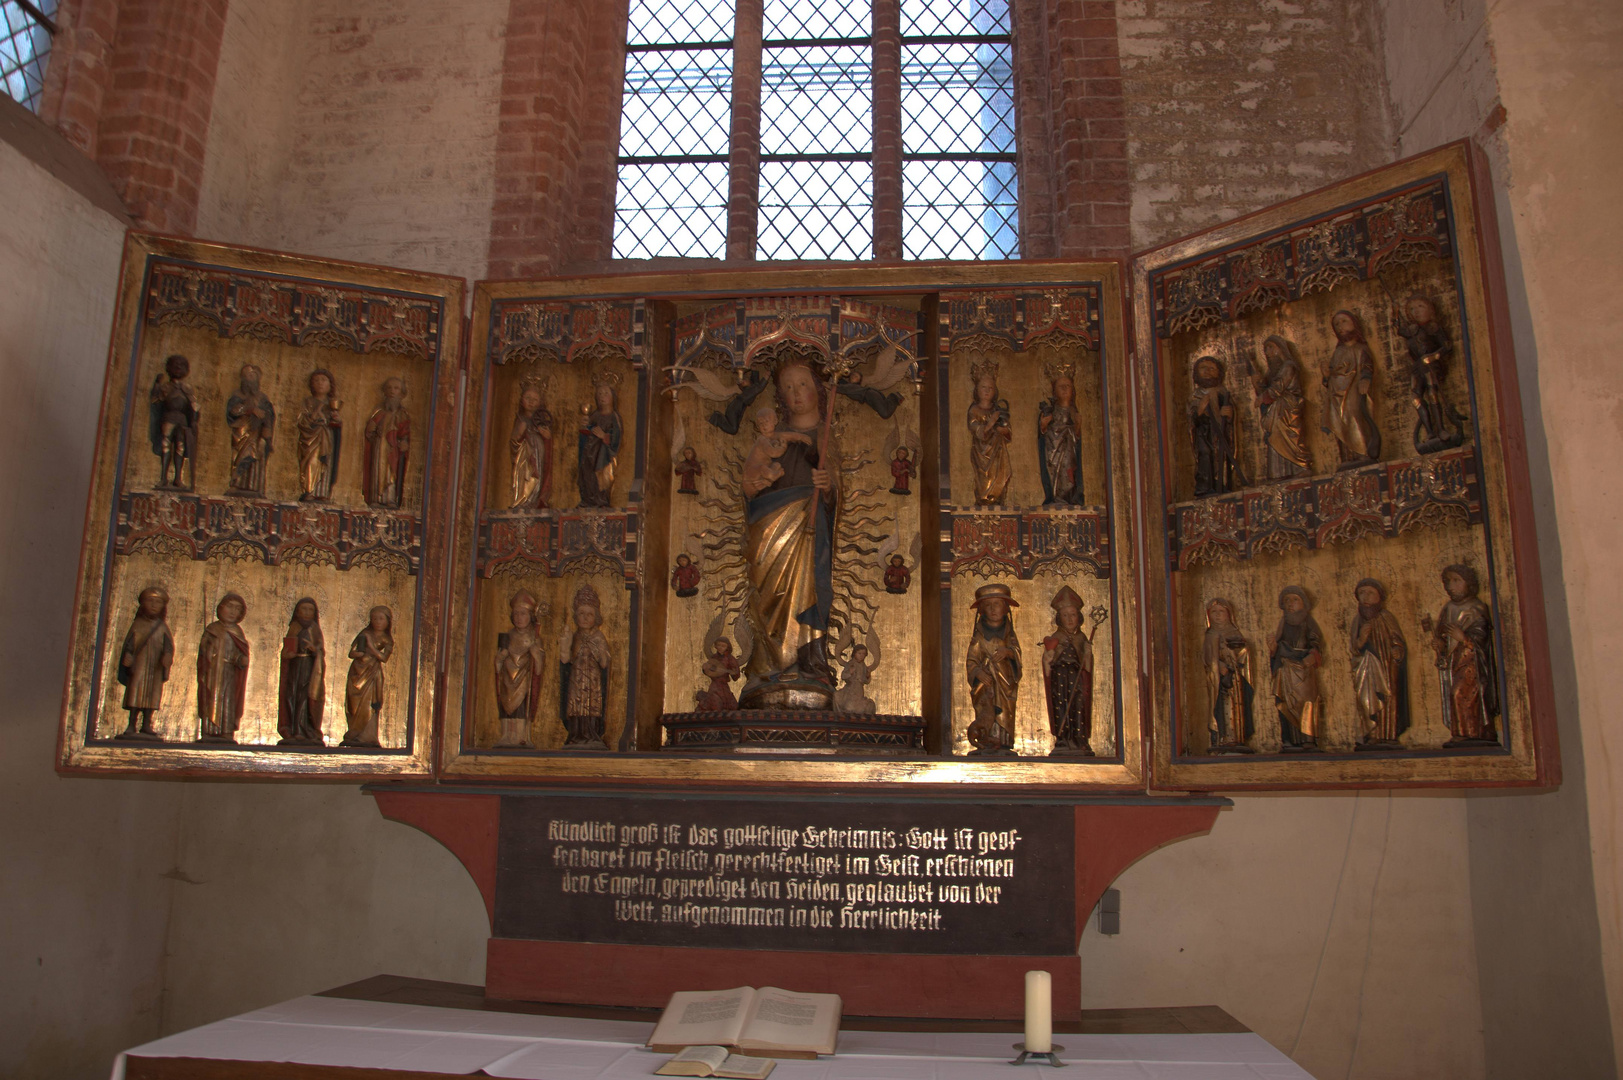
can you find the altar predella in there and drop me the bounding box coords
[57,143,1557,791]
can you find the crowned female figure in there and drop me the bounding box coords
[1042,586,1095,754]
[967,359,1012,505]
[561,584,612,749]
[510,375,553,509]
[1038,362,1086,506]
[739,357,839,708]
[576,370,623,508]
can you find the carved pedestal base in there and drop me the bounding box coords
[660,709,927,751]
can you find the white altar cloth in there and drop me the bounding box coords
[112,995,1312,1080]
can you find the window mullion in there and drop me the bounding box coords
[725,0,765,261]
[872,0,903,259]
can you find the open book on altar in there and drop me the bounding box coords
[647,986,842,1059]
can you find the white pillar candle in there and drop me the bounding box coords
[1024,970,1052,1053]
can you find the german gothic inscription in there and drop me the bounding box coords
[493,797,1075,954]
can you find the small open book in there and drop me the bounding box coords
[654,1045,776,1079]
[646,986,842,1059]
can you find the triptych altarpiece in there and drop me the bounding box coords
[57,143,1557,791]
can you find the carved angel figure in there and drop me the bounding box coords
[833,626,881,715]
[882,420,922,497]
[674,445,703,495]
[695,635,742,712]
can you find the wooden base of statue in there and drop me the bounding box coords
[660,710,928,751]
[369,787,1226,1019]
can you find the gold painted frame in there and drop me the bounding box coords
[1133,142,1557,790]
[442,262,1145,789]
[57,233,464,778]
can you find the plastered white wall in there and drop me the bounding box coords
[0,134,181,1079]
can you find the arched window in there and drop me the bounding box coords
[613,0,1018,261]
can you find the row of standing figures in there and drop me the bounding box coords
[1190,298,1469,498]
[507,372,624,511]
[1202,565,1500,755]
[112,588,394,748]
[488,586,613,751]
[147,355,411,508]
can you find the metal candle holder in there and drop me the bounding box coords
[1010,1042,1066,1067]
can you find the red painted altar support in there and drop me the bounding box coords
[370,788,1226,1020]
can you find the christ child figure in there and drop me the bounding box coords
[889,446,917,495]
[561,584,612,749]
[116,586,174,740]
[674,446,703,495]
[741,406,814,495]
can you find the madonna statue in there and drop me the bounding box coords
[738,357,838,709]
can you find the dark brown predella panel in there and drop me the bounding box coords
[58,143,1554,791]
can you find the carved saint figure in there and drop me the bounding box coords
[149,354,198,491]
[1322,311,1381,468]
[889,446,916,496]
[296,369,342,501]
[1252,336,1311,479]
[341,605,393,748]
[196,593,249,742]
[1189,355,1239,496]
[493,590,545,748]
[674,446,703,495]
[116,586,174,740]
[1349,578,1409,749]
[363,377,411,508]
[509,375,553,509]
[225,364,275,496]
[965,583,1021,754]
[966,361,1012,506]
[671,553,701,597]
[1042,586,1099,755]
[1396,294,1465,453]
[740,358,839,695]
[884,553,911,595]
[577,372,623,508]
[1428,564,1499,746]
[834,644,878,715]
[278,597,326,746]
[1203,598,1255,753]
[1269,586,1324,751]
[561,584,611,749]
[695,637,741,712]
[1038,365,1086,506]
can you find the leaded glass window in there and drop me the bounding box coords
[0,0,56,114]
[900,0,1017,259]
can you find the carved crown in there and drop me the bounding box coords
[968,356,1000,384]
